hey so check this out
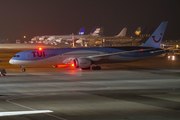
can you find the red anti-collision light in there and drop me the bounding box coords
[39,47,42,50]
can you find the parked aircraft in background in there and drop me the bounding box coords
[30,27,102,45]
[76,27,127,45]
[9,21,168,72]
[30,27,85,44]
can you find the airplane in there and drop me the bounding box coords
[31,27,103,45]
[75,27,128,45]
[65,26,103,46]
[73,26,103,45]
[9,21,168,72]
[78,26,151,47]
[31,27,85,43]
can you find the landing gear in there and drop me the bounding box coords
[0,68,6,76]
[92,65,101,70]
[20,66,26,72]
[81,67,91,70]
[22,68,26,72]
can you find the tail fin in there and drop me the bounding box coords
[90,26,99,34]
[131,27,141,37]
[139,27,155,44]
[115,27,127,37]
[135,27,141,36]
[90,26,101,36]
[142,21,168,48]
[78,27,85,35]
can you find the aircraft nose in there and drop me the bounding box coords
[9,59,14,64]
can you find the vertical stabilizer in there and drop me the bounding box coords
[90,26,99,34]
[115,27,127,37]
[142,21,168,48]
[135,27,141,36]
[91,27,101,36]
[78,27,85,35]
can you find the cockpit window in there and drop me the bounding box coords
[14,55,20,57]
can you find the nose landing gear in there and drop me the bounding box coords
[20,66,26,72]
[22,68,26,72]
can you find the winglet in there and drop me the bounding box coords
[142,21,168,48]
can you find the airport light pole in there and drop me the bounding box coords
[72,33,76,48]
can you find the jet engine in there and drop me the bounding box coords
[74,58,92,69]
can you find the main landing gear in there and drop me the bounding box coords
[81,67,91,70]
[92,65,101,70]
[20,66,26,72]
[81,65,101,70]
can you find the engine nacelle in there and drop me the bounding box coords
[74,58,92,68]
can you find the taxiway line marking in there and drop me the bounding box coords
[6,96,68,120]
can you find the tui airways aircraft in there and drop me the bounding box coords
[9,21,168,72]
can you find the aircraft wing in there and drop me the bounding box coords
[86,48,164,61]
[62,48,167,64]
[149,49,169,53]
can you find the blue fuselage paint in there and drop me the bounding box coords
[9,47,165,66]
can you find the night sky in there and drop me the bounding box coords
[0,0,180,42]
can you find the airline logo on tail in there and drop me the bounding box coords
[152,33,162,43]
[135,27,141,36]
[78,27,85,35]
[88,26,102,36]
[142,21,168,48]
[92,28,101,36]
